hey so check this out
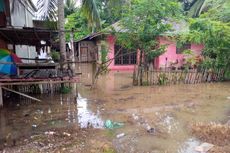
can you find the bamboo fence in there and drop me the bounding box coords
[134,68,224,86]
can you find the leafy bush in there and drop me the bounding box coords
[50,51,60,62]
[101,49,108,64]
[60,86,72,94]
[158,73,168,85]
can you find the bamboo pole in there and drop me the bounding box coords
[0,80,78,86]
[2,87,41,102]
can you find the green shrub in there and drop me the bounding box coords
[51,51,60,62]
[60,86,72,94]
[158,73,168,85]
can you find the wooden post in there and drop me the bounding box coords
[2,87,41,102]
[0,86,3,107]
[50,82,54,94]
[70,28,76,76]
[39,84,43,94]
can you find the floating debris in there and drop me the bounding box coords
[32,124,37,128]
[45,131,55,135]
[63,132,71,137]
[104,120,124,129]
[132,114,153,132]
[116,133,125,138]
[147,127,155,134]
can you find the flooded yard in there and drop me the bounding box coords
[0,63,230,153]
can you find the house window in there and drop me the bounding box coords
[176,43,191,54]
[114,45,137,65]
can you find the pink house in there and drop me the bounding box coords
[105,35,203,71]
[75,21,203,71]
[153,37,203,69]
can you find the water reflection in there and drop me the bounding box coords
[77,94,104,128]
[178,138,200,153]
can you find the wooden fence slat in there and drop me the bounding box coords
[138,69,222,86]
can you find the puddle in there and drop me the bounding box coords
[157,113,179,134]
[178,138,200,153]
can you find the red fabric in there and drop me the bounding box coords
[11,53,22,63]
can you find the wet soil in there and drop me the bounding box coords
[0,63,230,153]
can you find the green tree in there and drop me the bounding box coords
[81,0,101,32]
[65,9,90,41]
[64,0,77,17]
[179,19,230,72]
[96,0,130,28]
[115,0,181,85]
[179,0,229,18]
[200,0,230,22]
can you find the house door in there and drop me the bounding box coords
[80,47,88,62]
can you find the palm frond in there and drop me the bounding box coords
[37,0,58,21]
[188,0,206,17]
[81,0,101,32]
[64,0,77,17]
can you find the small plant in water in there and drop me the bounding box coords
[60,86,72,94]
[158,73,168,85]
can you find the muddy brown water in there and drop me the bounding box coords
[0,63,230,153]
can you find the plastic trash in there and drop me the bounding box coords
[116,133,125,138]
[227,97,230,100]
[63,132,71,137]
[147,127,155,134]
[195,142,214,152]
[45,131,55,135]
[32,124,37,128]
[104,120,124,129]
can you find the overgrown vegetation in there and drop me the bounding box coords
[65,10,91,41]
[178,19,230,77]
[158,73,168,85]
[50,51,60,62]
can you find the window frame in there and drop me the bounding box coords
[114,45,137,65]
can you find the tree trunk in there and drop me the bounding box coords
[139,50,143,86]
[58,0,66,69]
[69,28,75,76]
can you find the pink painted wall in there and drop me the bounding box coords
[107,35,136,71]
[106,35,203,71]
[154,37,203,69]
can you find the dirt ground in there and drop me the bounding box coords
[191,122,230,153]
[1,128,115,153]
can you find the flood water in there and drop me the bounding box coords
[0,63,230,153]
